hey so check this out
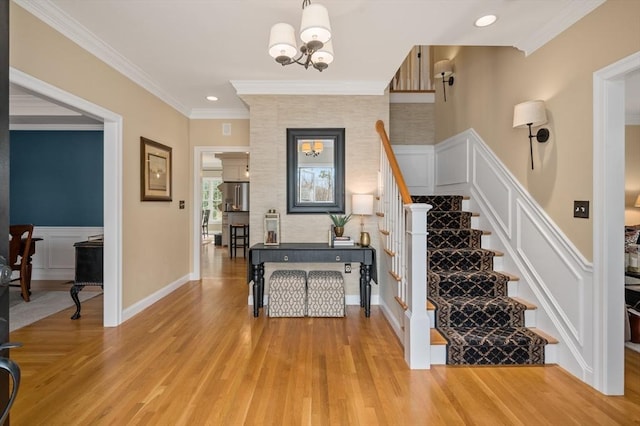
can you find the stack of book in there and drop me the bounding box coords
[332,236,355,246]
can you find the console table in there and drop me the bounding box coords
[248,243,377,317]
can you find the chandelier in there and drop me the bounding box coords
[268,0,334,72]
[301,141,324,157]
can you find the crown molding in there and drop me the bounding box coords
[190,108,249,120]
[14,0,190,117]
[231,80,388,96]
[515,0,605,56]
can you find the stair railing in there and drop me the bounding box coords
[376,120,411,307]
[375,120,430,368]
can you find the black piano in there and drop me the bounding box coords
[70,236,103,319]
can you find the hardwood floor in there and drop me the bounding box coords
[8,245,640,425]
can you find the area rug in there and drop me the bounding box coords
[9,289,101,332]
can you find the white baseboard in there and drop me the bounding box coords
[121,274,191,323]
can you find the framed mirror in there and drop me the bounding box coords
[287,128,345,214]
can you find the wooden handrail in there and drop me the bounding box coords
[375,120,412,204]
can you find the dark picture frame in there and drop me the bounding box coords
[286,128,345,214]
[140,137,172,201]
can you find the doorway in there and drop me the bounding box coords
[593,51,640,395]
[10,68,123,327]
[192,146,249,281]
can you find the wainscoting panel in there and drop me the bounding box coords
[473,145,513,238]
[30,227,104,280]
[392,145,434,195]
[516,201,584,344]
[435,138,468,187]
[434,129,594,387]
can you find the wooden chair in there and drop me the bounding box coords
[9,224,34,302]
[202,209,211,238]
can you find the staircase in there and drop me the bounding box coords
[417,195,555,365]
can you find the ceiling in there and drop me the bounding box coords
[12,0,611,121]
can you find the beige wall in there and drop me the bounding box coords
[189,119,249,147]
[626,125,640,225]
[10,3,191,308]
[389,103,435,145]
[241,94,389,300]
[434,0,640,260]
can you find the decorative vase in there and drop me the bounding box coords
[334,226,344,237]
[360,231,371,247]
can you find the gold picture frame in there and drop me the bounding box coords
[140,137,172,201]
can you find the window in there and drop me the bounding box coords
[202,177,223,223]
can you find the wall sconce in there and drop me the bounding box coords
[245,152,250,178]
[513,100,550,170]
[434,59,454,102]
[352,194,374,247]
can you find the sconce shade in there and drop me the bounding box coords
[300,3,332,45]
[513,100,548,128]
[635,195,640,207]
[352,194,374,215]
[269,22,298,61]
[434,59,453,77]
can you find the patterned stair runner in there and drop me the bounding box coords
[416,195,548,365]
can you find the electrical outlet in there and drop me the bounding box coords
[344,263,352,273]
[574,200,589,218]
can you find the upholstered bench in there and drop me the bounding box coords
[307,270,345,317]
[268,270,307,317]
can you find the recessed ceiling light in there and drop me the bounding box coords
[206,95,218,101]
[475,14,497,28]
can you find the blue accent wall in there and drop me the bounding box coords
[10,130,103,226]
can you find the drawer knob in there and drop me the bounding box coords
[283,255,288,261]
[335,256,340,261]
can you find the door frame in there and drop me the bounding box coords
[192,146,248,280]
[593,50,640,394]
[10,68,123,327]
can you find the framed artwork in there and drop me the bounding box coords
[286,128,345,214]
[140,137,172,201]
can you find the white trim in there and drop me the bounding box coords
[515,0,605,56]
[592,51,640,395]
[14,0,190,117]
[230,80,388,96]
[122,274,191,323]
[627,114,640,126]
[192,146,249,281]
[9,67,124,328]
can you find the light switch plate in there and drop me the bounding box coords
[574,201,589,218]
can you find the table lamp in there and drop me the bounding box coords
[352,194,374,247]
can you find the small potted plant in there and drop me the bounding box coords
[328,213,352,237]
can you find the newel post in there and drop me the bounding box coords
[403,203,431,369]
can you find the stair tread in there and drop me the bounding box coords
[430,328,447,345]
[529,328,559,344]
[510,297,537,309]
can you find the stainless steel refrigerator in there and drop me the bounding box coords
[218,182,250,212]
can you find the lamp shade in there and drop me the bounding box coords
[513,100,547,128]
[352,194,374,215]
[268,23,298,60]
[635,195,640,207]
[434,59,453,77]
[300,3,332,44]
[311,40,334,65]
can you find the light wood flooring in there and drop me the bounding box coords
[8,245,640,425]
